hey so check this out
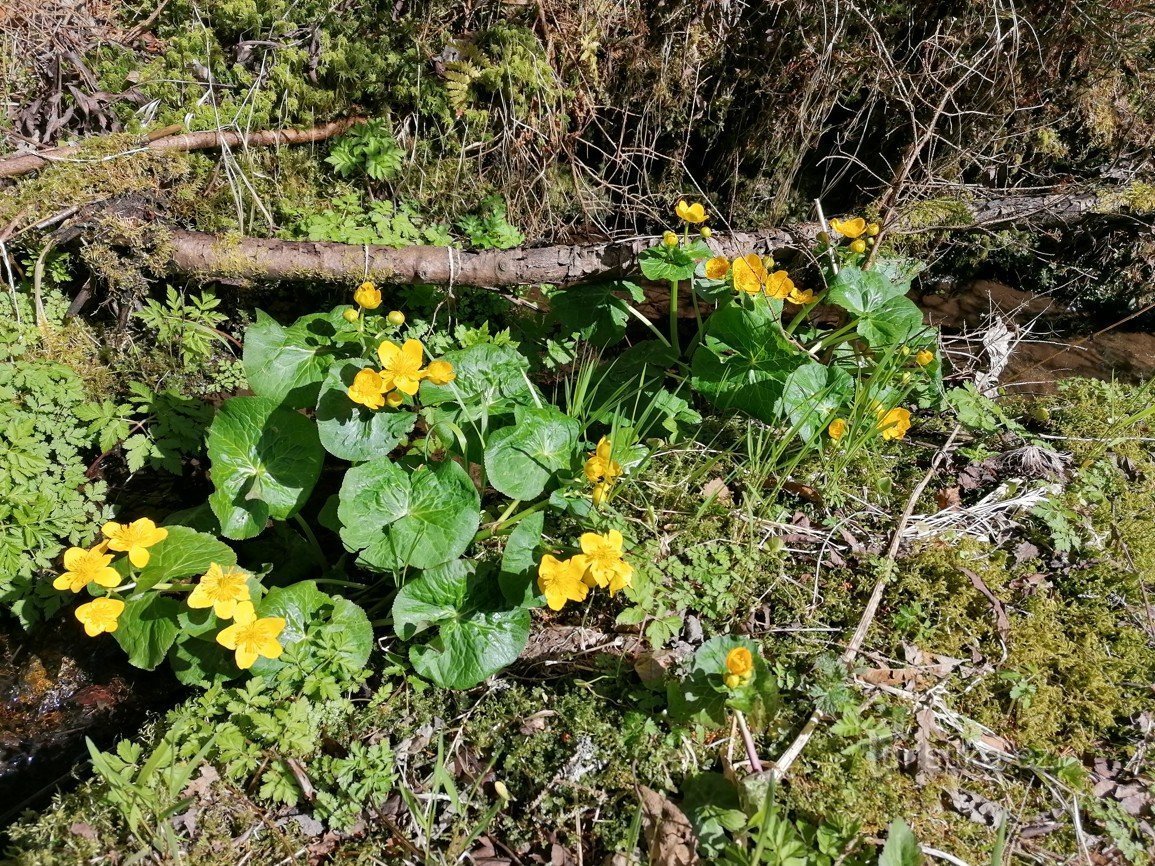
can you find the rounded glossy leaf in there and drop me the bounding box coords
[114,525,237,591]
[393,560,531,689]
[419,343,536,419]
[207,396,324,540]
[113,594,181,670]
[249,579,373,675]
[243,311,345,408]
[826,266,907,315]
[338,457,480,571]
[691,298,805,423]
[483,406,580,500]
[316,360,417,461]
[781,362,854,443]
[855,295,926,348]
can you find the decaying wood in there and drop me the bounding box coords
[0,118,362,180]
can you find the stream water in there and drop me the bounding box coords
[1,279,1152,832]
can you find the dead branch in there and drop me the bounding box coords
[0,118,363,180]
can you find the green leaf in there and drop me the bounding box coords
[879,818,922,866]
[207,397,325,540]
[392,560,531,689]
[168,635,238,686]
[115,525,237,591]
[499,510,545,607]
[249,580,373,675]
[113,594,181,670]
[338,458,480,572]
[639,245,697,282]
[667,636,778,725]
[826,266,907,315]
[690,298,805,423]
[781,362,854,443]
[243,311,345,408]
[419,343,537,419]
[855,295,926,348]
[483,406,580,500]
[315,359,417,461]
[550,283,637,347]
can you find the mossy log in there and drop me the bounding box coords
[0,119,362,181]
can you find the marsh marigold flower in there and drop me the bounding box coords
[591,482,610,508]
[342,308,359,323]
[387,310,406,326]
[724,646,755,688]
[348,368,389,410]
[75,598,125,637]
[187,563,251,619]
[787,286,815,305]
[830,217,867,239]
[354,281,382,309]
[732,254,768,295]
[877,407,912,441]
[704,257,730,280]
[828,418,847,441]
[424,359,456,386]
[662,230,678,247]
[675,200,707,224]
[916,349,934,367]
[537,555,590,611]
[102,518,168,568]
[216,601,286,669]
[377,338,426,395]
[584,437,623,485]
[54,544,121,592]
[849,239,867,254]
[573,529,633,594]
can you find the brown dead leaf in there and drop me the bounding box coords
[915,707,941,787]
[961,567,1010,646]
[638,786,701,866]
[935,487,961,510]
[701,478,732,505]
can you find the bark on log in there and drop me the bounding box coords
[0,118,362,180]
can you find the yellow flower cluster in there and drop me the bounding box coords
[184,561,285,668]
[827,406,912,443]
[347,338,456,411]
[54,518,169,635]
[344,281,405,324]
[583,436,623,507]
[702,254,813,305]
[724,647,755,689]
[536,530,634,611]
[829,216,880,255]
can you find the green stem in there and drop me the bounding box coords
[811,320,859,353]
[293,513,325,562]
[669,278,681,357]
[473,500,549,543]
[785,288,828,336]
[625,303,671,348]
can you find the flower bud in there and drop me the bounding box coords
[850,239,867,254]
[342,308,359,323]
[699,226,713,239]
[866,222,880,236]
[387,310,406,326]
[817,231,831,245]
[385,391,404,408]
[662,230,678,247]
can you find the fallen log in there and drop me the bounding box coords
[0,118,362,180]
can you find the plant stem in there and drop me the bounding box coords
[473,500,548,543]
[668,278,681,356]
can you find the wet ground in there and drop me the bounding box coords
[0,614,179,830]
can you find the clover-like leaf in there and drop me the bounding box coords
[393,560,531,689]
[315,359,417,461]
[690,298,806,423]
[243,310,346,408]
[338,457,480,572]
[483,406,580,500]
[207,397,324,540]
[781,362,854,443]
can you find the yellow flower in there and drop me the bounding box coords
[828,418,847,441]
[584,437,623,485]
[215,601,286,669]
[830,217,867,239]
[704,257,730,280]
[724,646,754,688]
[732,254,768,295]
[385,390,404,408]
[675,199,707,224]
[763,270,795,300]
[348,368,389,410]
[916,349,934,367]
[537,555,590,611]
[573,529,633,594]
[877,407,912,441]
[377,338,426,396]
[75,598,125,637]
[187,562,251,619]
[849,239,867,254]
[387,310,406,326]
[424,359,456,386]
[102,518,168,569]
[787,286,815,305]
[54,544,121,592]
[591,482,610,508]
[342,308,359,323]
[866,222,881,237]
[662,230,678,247]
[354,281,382,309]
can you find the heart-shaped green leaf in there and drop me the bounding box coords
[393,560,531,689]
[826,266,908,315]
[483,406,580,500]
[419,343,537,418]
[690,298,805,422]
[781,362,854,442]
[249,580,373,676]
[855,295,926,347]
[498,510,545,607]
[114,525,237,591]
[113,594,181,670]
[338,457,480,571]
[207,396,324,540]
[243,310,346,408]
[315,359,417,461]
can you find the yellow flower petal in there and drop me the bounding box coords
[704,257,730,280]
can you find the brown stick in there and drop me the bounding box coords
[0,118,363,180]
